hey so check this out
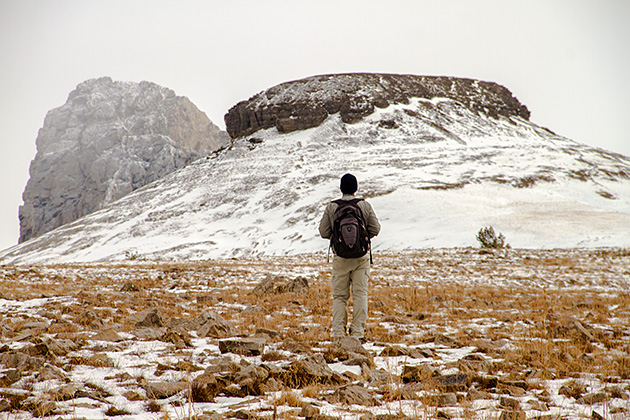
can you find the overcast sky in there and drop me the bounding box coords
[1,0,628,252]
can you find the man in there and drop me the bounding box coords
[319,173,381,342]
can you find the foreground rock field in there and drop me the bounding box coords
[0,248,629,419]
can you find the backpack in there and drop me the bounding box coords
[330,198,371,260]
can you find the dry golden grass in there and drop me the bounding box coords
[1,248,629,418]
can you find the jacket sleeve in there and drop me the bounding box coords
[361,200,381,238]
[319,203,334,239]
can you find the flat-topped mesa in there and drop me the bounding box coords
[224,73,531,138]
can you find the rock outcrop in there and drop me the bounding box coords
[224,73,530,138]
[19,77,229,243]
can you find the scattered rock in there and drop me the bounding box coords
[401,364,434,383]
[17,320,49,332]
[525,399,548,411]
[475,375,499,390]
[301,402,320,418]
[500,396,520,410]
[91,328,124,342]
[577,392,608,405]
[255,327,281,338]
[559,381,586,399]
[144,381,188,399]
[36,364,68,381]
[26,341,54,358]
[252,275,310,295]
[134,308,165,328]
[0,369,21,387]
[192,372,218,402]
[281,338,312,354]
[591,411,605,420]
[160,329,193,348]
[285,354,335,387]
[379,345,431,359]
[467,388,493,400]
[498,411,525,420]
[133,327,167,341]
[0,351,44,372]
[435,374,470,392]
[0,399,10,412]
[327,385,378,406]
[458,353,492,372]
[78,310,102,328]
[48,384,80,401]
[219,337,266,356]
[365,367,391,385]
[121,282,141,292]
[499,382,526,397]
[436,410,453,419]
[196,312,234,338]
[234,365,269,395]
[437,392,458,406]
[342,353,373,368]
[381,315,411,324]
[335,336,369,355]
[502,380,528,391]
[123,390,145,401]
[204,357,239,374]
[431,333,464,348]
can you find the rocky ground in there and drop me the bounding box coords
[0,248,629,419]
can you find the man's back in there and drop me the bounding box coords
[319,194,381,242]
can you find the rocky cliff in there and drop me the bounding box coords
[19,77,229,243]
[225,73,530,138]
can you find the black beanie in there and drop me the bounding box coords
[340,173,358,194]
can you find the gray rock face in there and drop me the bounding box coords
[19,77,229,243]
[224,73,530,138]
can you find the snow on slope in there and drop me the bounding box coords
[2,97,630,263]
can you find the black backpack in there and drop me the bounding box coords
[330,198,371,260]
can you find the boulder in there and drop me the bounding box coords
[196,311,234,338]
[91,329,124,342]
[435,374,470,392]
[401,364,435,383]
[191,372,218,402]
[219,337,266,356]
[285,354,335,387]
[327,385,378,406]
[133,308,165,328]
[144,381,188,399]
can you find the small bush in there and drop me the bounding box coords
[476,226,509,249]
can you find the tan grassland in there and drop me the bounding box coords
[0,247,629,419]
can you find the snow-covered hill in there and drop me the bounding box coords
[2,74,630,263]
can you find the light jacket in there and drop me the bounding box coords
[319,194,381,240]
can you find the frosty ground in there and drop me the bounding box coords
[0,248,629,420]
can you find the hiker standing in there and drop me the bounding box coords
[319,173,381,342]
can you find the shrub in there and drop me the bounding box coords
[476,226,509,249]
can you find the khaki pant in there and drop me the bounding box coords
[331,254,370,339]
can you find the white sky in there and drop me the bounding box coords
[1,0,628,252]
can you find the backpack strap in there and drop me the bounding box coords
[332,198,364,207]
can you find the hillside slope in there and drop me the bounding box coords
[2,74,630,263]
